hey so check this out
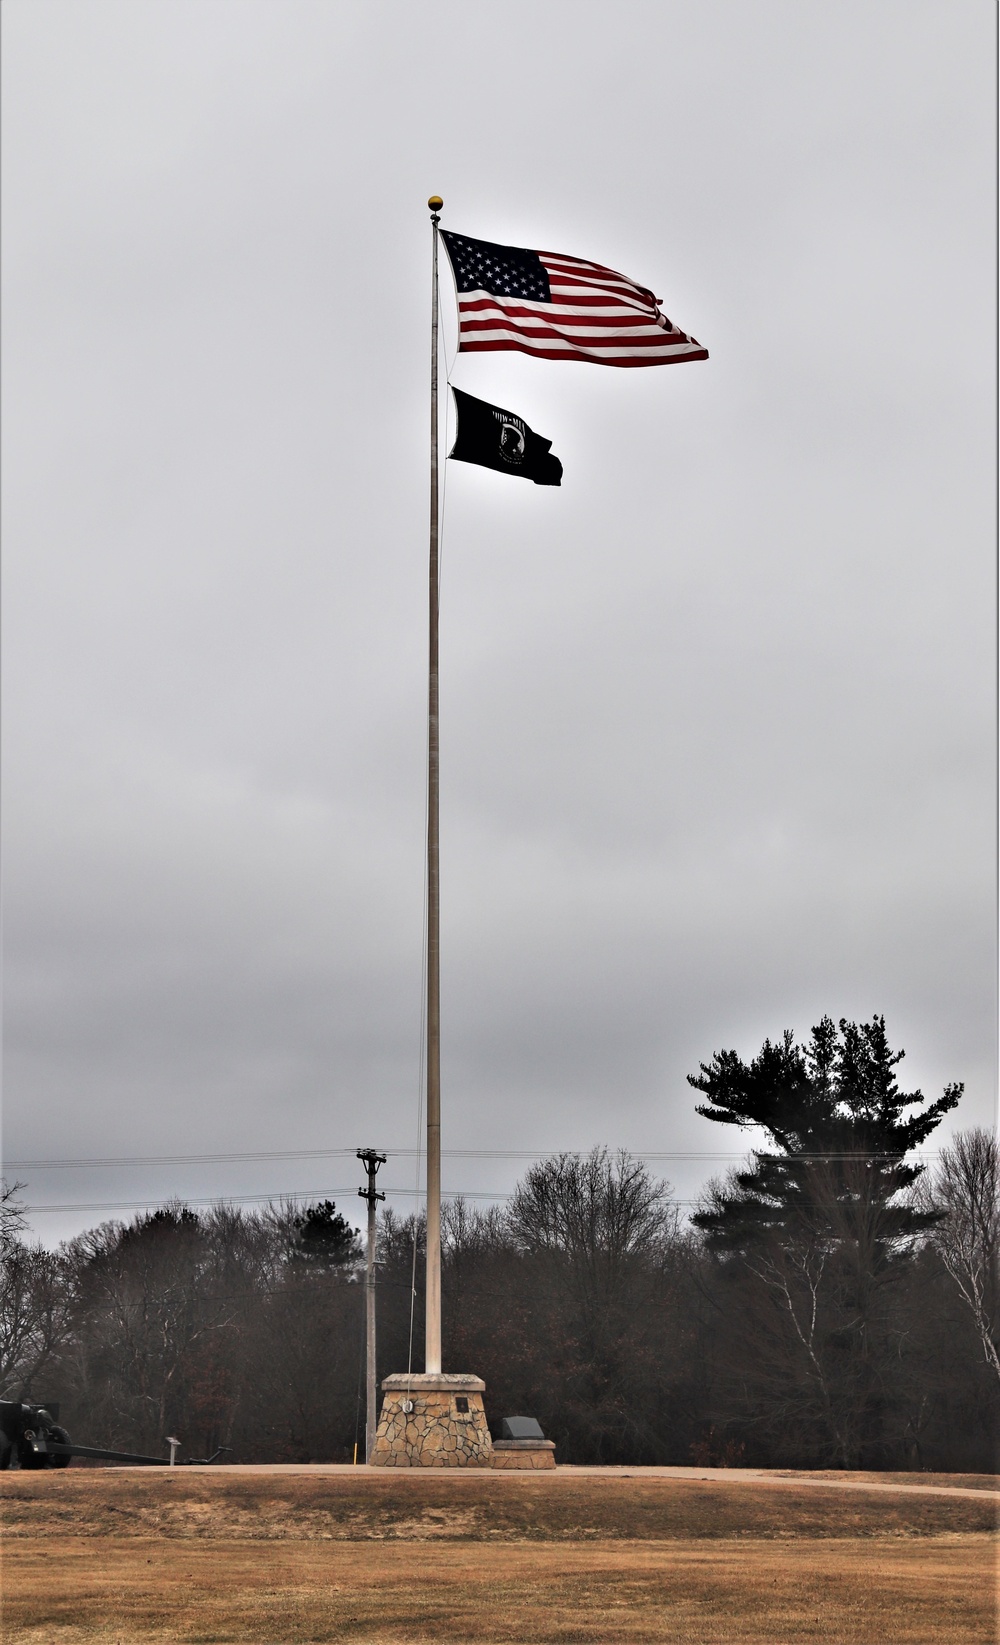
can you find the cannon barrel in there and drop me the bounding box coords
[1,1401,170,1468]
[1,1400,228,1467]
[39,1440,169,1465]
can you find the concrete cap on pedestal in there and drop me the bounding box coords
[380,1373,485,1393]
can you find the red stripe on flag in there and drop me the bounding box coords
[458,338,708,366]
[459,321,690,350]
[458,301,674,333]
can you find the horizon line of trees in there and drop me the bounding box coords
[2,1016,997,1472]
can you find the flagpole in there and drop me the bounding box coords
[425,194,444,1376]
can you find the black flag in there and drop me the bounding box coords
[449,387,562,486]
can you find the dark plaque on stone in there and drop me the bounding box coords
[500,1416,545,1441]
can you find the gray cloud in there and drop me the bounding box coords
[3,0,994,1245]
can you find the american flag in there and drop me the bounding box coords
[441,231,708,369]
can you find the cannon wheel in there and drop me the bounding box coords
[17,1430,46,1470]
[48,1425,71,1467]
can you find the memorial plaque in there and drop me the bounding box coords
[500,1416,545,1441]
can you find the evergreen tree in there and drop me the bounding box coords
[688,1016,963,1466]
[291,1202,361,1268]
[689,1015,961,1256]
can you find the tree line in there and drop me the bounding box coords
[2,1016,997,1470]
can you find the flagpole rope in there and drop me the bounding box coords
[403,514,431,1398]
[404,832,427,1401]
[438,390,450,597]
[405,530,431,1392]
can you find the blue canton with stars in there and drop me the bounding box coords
[441,232,551,302]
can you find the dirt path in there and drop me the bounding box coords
[561,1465,999,1500]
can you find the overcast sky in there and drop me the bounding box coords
[3,0,995,1248]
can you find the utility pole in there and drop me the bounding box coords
[357,1149,386,1462]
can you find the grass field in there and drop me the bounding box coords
[2,1468,996,1643]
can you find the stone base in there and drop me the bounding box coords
[370,1374,493,1468]
[491,1439,557,1470]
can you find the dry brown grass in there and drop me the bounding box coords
[2,1468,995,1542]
[2,1471,996,1643]
[3,1535,994,1643]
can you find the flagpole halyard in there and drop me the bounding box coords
[425,194,443,1376]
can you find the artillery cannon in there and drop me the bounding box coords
[0,1401,74,1470]
[0,1400,226,1469]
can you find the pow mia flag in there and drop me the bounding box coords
[449,387,562,486]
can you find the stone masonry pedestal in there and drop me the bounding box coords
[369,1374,493,1467]
[491,1438,556,1469]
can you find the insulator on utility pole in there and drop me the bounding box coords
[357,1149,386,1462]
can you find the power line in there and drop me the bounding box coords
[21,1171,923,1216]
[8,1147,709,1169]
[13,1144,942,1217]
[11,1149,363,1170]
[24,1188,506,1215]
[21,1188,715,1215]
[6,1145,941,1171]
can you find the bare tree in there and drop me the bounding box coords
[919,1129,1000,1385]
[62,1205,239,1449]
[509,1148,676,1301]
[0,1183,72,1397]
[1,1181,29,1258]
[500,1150,686,1462]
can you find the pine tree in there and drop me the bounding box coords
[688,1016,963,1466]
[291,1202,361,1268]
[689,1015,961,1257]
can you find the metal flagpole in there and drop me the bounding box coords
[425,195,444,1375]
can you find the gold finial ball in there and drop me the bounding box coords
[428,195,444,211]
